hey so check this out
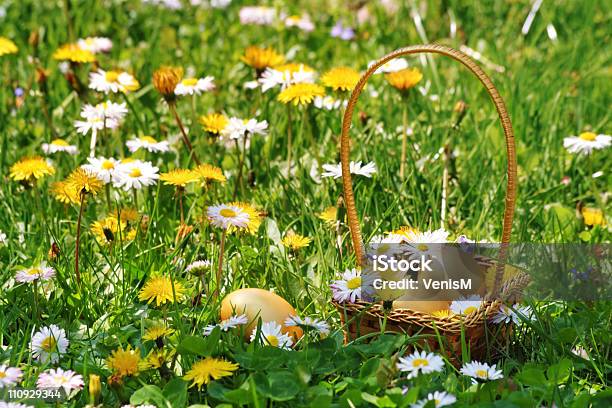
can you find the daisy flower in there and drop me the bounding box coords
[207,204,250,230]
[174,76,215,95]
[113,160,159,191]
[241,46,284,72]
[126,136,170,153]
[200,113,228,135]
[0,365,22,388]
[314,95,345,111]
[460,361,503,381]
[107,346,140,378]
[491,304,534,325]
[411,391,456,408]
[53,43,95,63]
[277,83,325,106]
[138,275,186,306]
[81,157,120,184]
[281,231,312,251]
[258,63,316,92]
[30,324,69,364]
[386,68,423,92]
[403,228,450,254]
[370,58,409,74]
[183,357,239,389]
[331,268,363,303]
[321,161,377,179]
[15,265,55,283]
[563,132,611,155]
[239,6,276,26]
[42,139,78,155]
[0,37,18,56]
[450,295,483,316]
[77,37,112,54]
[0,403,33,408]
[284,14,315,32]
[284,315,330,336]
[250,321,293,349]
[0,231,7,246]
[203,314,249,336]
[9,156,55,182]
[89,69,140,93]
[221,117,268,140]
[397,350,445,379]
[185,259,212,275]
[321,67,360,92]
[36,367,83,395]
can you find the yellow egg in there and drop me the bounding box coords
[220,288,303,341]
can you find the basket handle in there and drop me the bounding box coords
[341,44,517,265]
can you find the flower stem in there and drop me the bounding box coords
[75,192,85,285]
[400,103,408,178]
[168,102,201,166]
[214,230,227,301]
[286,105,293,177]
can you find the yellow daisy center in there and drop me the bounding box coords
[51,139,69,146]
[105,71,120,83]
[41,336,57,352]
[130,168,142,178]
[579,132,597,141]
[265,335,279,347]
[102,160,115,170]
[412,358,429,367]
[347,276,361,290]
[417,244,429,251]
[220,208,237,218]
[0,372,6,379]
[27,268,42,276]
[140,136,158,144]
[476,369,488,378]
[463,306,477,314]
[182,78,198,86]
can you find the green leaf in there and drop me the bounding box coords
[177,334,214,357]
[252,370,301,401]
[517,367,547,387]
[546,358,572,384]
[163,378,188,408]
[131,385,171,407]
[361,392,397,407]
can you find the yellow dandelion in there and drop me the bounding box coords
[582,207,606,227]
[318,206,338,226]
[385,68,423,91]
[431,309,454,318]
[193,163,227,184]
[199,113,228,135]
[91,216,128,246]
[0,37,18,56]
[143,325,175,342]
[140,348,175,370]
[183,357,239,389]
[229,202,262,234]
[115,207,139,223]
[50,181,79,204]
[160,169,200,188]
[138,275,186,307]
[281,231,312,250]
[241,46,285,71]
[107,346,141,378]
[277,83,325,106]
[10,156,55,182]
[52,43,96,63]
[153,66,183,97]
[276,62,315,74]
[321,67,360,92]
[66,168,103,196]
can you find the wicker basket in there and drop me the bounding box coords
[333,44,527,362]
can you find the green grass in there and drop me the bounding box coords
[0,0,610,407]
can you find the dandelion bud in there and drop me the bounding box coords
[28,30,39,48]
[153,66,183,101]
[453,100,468,114]
[88,374,101,404]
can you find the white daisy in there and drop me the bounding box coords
[42,139,78,155]
[15,265,56,283]
[206,204,250,230]
[81,156,120,184]
[330,268,363,303]
[321,161,377,179]
[88,69,140,94]
[0,365,23,388]
[571,346,590,360]
[397,350,445,379]
[174,76,215,96]
[403,228,450,256]
[284,315,330,336]
[221,117,268,140]
[204,314,249,336]
[121,405,157,408]
[185,259,212,275]
[239,6,276,25]
[314,95,345,110]
[126,136,170,153]
[0,231,6,246]
[112,160,160,191]
[30,324,69,364]
[36,367,83,395]
[450,295,483,316]
[250,321,293,349]
[491,304,534,325]
[77,36,112,54]
[284,14,315,32]
[563,132,611,155]
[369,58,409,74]
[0,403,33,408]
[460,361,503,381]
[411,391,456,408]
[258,66,315,92]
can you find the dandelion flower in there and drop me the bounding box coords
[200,113,228,135]
[138,275,186,306]
[113,160,159,191]
[563,132,611,155]
[81,157,119,184]
[250,321,293,349]
[30,324,69,364]
[411,391,456,408]
[277,83,325,106]
[450,295,483,316]
[42,139,78,155]
[53,43,95,63]
[397,350,445,379]
[431,309,454,319]
[281,231,312,250]
[318,206,338,226]
[140,348,175,370]
[90,216,132,245]
[183,357,239,389]
[321,67,360,92]
[174,76,215,95]
[0,37,18,56]
[241,46,284,72]
[10,156,55,182]
[153,66,183,98]
[66,167,103,197]
[107,346,141,378]
[51,181,79,204]
[581,207,606,226]
[160,169,199,188]
[230,202,262,234]
[89,69,140,93]
[36,367,83,395]
[460,361,503,381]
[207,204,250,230]
[0,365,22,388]
[143,325,175,342]
[15,265,55,283]
[284,315,330,336]
[193,164,227,184]
[126,135,170,153]
[385,68,423,91]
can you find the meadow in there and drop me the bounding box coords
[0,0,610,407]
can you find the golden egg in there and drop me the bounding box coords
[220,288,303,340]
